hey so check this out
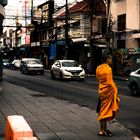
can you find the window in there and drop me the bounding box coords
[118,14,126,31]
[71,21,80,29]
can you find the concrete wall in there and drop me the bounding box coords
[126,0,140,30]
[111,0,140,31]
[111,0,140,50]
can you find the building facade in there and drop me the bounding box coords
[110,0,140,75]
[2,0,140,76]
[37,0,106,70]
[0,0,7,80]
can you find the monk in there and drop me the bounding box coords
[96,54,120,137]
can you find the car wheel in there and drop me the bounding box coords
[130,83,139,95]
[11,65,13,70]
[40,71,44,75]
[60,72,63,80]
[25,68,29,74]
[51,71,55,79]
[21,68,24,74]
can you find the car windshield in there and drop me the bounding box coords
[14,60,20,63]
[62,61,79,67]
[3,59,10,63]
[27,59,41,64]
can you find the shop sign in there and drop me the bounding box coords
[31,42,40,47]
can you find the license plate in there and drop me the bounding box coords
[73,73,78,76]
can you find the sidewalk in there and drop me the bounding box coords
[0,81,138,140]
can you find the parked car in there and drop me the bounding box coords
[20,58,44,75]
[127,68,140,95]
[51,60,85,80]
[3,59,11,69]
[11,59,21,70]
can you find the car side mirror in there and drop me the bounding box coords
[56,64,60,67]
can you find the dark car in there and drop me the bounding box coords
[3,59,11,69]
[127,68,140,95]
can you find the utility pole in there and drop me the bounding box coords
[15,9,18,48]
[31,0,33,22]
[89,0,94,74]
[89,0,99,74]
[106,0,114,71]
[106,0,111,48]
[55,21,57,60]
[25,1,27,46]
[65,0,69,59]
[30,0,33,51]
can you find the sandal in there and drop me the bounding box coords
[98,131,112,137]
[106,129,113,135]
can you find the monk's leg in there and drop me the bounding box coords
[99,119,106,134]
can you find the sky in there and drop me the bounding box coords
[7,0,77,6]
[3,0,79,28]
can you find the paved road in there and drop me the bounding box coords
[0,81,139,140]
[3,69,140,138]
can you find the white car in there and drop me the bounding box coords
[51,60,85,80]
[20,58,44,75]
[11,59,21,70]
[127,68,140,95]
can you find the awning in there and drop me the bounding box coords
[71,38,87,43]
[94,44,106,48]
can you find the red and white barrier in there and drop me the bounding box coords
[5,115,33,140]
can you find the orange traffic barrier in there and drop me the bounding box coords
[17,137,38,140]
[5,115,33,140]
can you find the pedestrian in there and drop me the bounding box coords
[96,53,120,137]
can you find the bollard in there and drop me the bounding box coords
[5,115,33,140]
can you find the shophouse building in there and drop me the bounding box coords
[110,0,140,75]
[0,0,7,80]
[37,0,106,70]
[0,0,7,35]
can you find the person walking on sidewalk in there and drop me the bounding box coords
[96,53,120,137]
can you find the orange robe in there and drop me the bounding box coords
[96,64,119,122]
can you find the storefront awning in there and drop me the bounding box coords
[71,38,87,43]
[94,44,106,48]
